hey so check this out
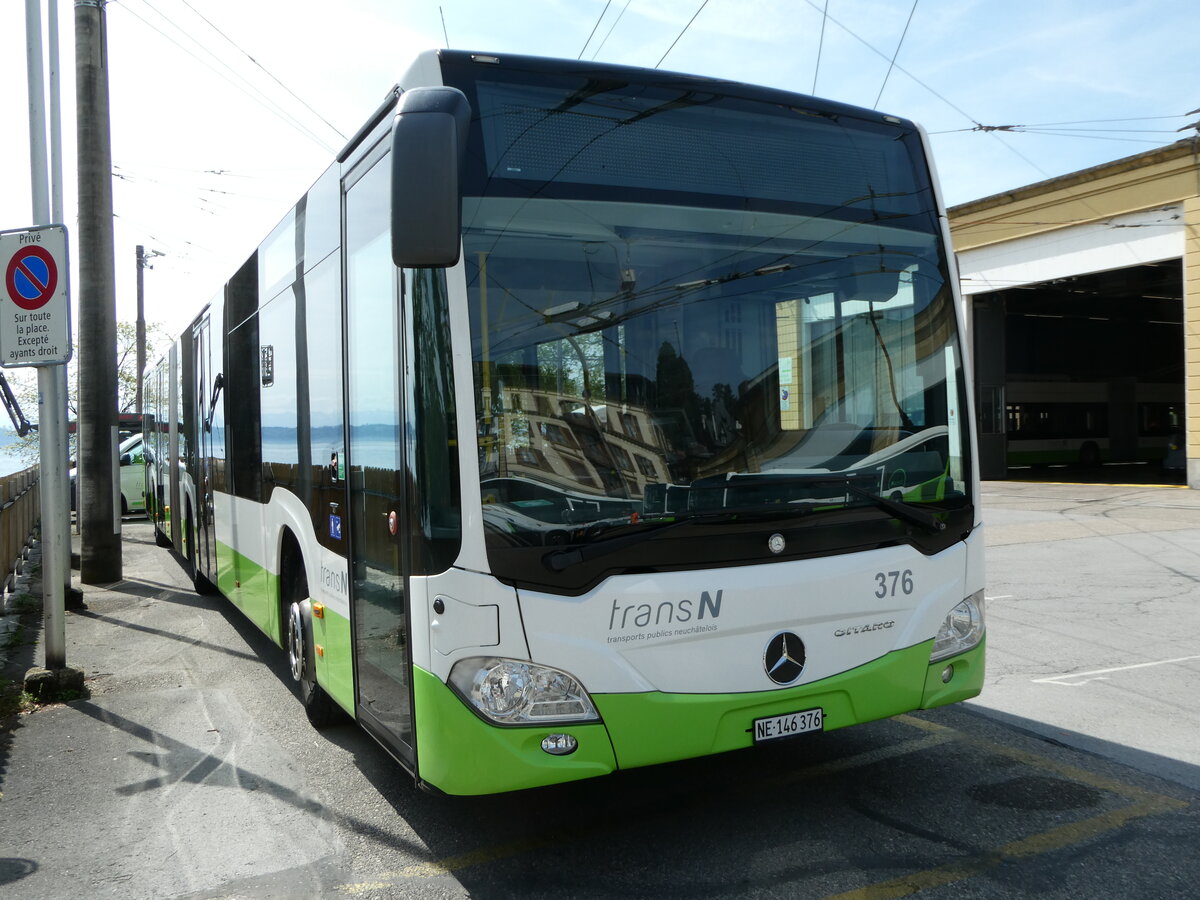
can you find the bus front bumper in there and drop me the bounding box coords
[412,637,985,796]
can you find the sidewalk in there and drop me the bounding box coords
[0,520,342,899]
[0,536,40,673]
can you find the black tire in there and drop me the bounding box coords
[1079,441,1101,468]
[192,569,219,595]
[184,507,195,575]
[185,507,219,595]
[154,525,171,548]
[284,577,339,729]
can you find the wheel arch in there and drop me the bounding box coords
[264,488,323,644]
[277,526,309,645]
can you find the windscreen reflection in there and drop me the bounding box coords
[465,198,965,553]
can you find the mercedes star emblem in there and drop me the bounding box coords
[763,631,806,684]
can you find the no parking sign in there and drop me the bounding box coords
[0,224,72,367]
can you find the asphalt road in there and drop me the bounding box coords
[0,484,1197,899]
[969,480,1200,791]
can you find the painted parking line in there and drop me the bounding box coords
[823,715,1189,900]
[1032,655,1200,686]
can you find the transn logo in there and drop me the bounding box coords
[608,590,723,632]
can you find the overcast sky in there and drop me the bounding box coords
[2,0,1198,342]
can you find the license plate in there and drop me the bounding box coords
[753,707,824,743]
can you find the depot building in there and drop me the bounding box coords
[948,138,1200,489]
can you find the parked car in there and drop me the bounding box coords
[69,432,147,515]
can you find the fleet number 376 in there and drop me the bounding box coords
[874,570,914,598]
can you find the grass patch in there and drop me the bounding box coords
[9,592,38,613]
[0,677,37,720]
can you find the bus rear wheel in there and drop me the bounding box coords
[1080,441,1101,468]
[285,596,338,729]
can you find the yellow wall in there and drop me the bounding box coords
[1185,195,1200,466]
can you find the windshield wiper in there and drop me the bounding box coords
[543,513,717,573]
[543,505,819,572]
[845,483,945,533]
[542,478,944,573]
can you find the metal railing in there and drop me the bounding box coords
[0,464,40,594]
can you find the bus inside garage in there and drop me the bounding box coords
[972,260,1185,483]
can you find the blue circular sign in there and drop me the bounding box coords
[5,245,58,310]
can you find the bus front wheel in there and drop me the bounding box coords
[1080,441,1101,467]
[285,597,338,729]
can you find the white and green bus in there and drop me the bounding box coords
[143,50,985,796]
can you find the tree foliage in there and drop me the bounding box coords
[4,321,173,464]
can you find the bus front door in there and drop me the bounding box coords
[344,151,415,764]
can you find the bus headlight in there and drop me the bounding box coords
[929,590,985,662]
[449,657,601,725]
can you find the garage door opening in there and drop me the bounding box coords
[973,260,1184,483]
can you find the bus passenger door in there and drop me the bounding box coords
[193,315,217,585]
[344,151,416,763]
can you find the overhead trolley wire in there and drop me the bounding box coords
[812,0,829,95]
[930,116,1192,135]
[655,0,709,68]
[177,0,347,141]
[797,0,1053,178]
[801,0,973,123]
[1022,115,1193,127]
[579,0,613,59]
[591,0,632,60]
[116,0,339,154]
[873,0,918,109]
[801,2,1191,165]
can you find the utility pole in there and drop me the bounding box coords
[76,0,121,583]
[135,245,163,417]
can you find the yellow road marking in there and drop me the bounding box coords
[1003,480,1187,489]
[822,715,1190,899]
[825,795,1183,900]
[337,715,1188,894]
[894,714,1181,803]
[336,734,951,889]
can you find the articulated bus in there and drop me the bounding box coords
[1005,379,1182,468]
[143,50,985,796]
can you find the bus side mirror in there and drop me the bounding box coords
[391,86,472,269]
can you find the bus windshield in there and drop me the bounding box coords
[448,59,970,589]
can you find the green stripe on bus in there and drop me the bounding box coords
[215,541,355,716]
[313,604,355,716]
[215,541,278,640]
[413,666,617,796]
[594,642,953,770]
[412,640,985,795]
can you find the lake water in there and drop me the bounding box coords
[0,433,37,477]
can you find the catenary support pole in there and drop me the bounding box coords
[48,0,78,595]
[135,246,145,416]
[76,0,121,583]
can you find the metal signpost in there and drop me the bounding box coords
[0,225,72,366]
[1,224,72,671]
